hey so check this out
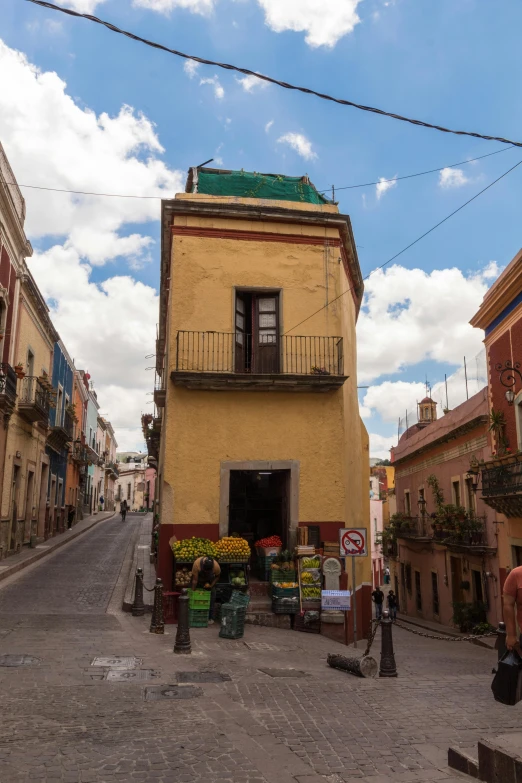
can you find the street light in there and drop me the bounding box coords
[496,360,522,406]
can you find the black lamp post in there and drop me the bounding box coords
[496,360,522,406]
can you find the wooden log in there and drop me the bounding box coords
[327,653,378,678]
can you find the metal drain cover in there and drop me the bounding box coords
[106,669,158,682]
[0,654,40,667]
[145,685,202,701]
[259,668,308,678]
[244,643,280,652]
[91,656,142,668]
[177,671,231,683]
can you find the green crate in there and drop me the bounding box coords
[188,589,212,610]
[219,605,247,639]
[270,569,296,584]
[189,608,209,628]
[271,585,299,599]
[229,591,250,610]
[272,597,299,615]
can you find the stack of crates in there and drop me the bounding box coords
[258,554,277,582]
[219,591,250,639]
[188,588,211,628]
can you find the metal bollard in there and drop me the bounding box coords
[150,578,165,634]
[174,588,191,655]
[131,567,145,617]
[379,609,398,678]
[495,621,507,662]
[327,653,378,678]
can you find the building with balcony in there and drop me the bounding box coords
[153,167,371,640]
[66,370,89,521]
[390,389,501,630]
[470,248,522,584]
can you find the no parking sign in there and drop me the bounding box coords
[339,528,368,557]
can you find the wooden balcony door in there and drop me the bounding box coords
[235,292,280,374]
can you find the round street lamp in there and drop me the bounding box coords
[505,388,516,406]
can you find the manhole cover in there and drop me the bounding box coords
[145,685,202,701]
[244,643,280,652]
[177,671,231,683]
[0,654,40,667]
[259,668,308,678]
[106,669,158,682]
[91,656,142,668]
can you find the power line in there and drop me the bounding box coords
[318,146,514,194]
[284,158,522,334]
[0,145,515,202]
[27,0,522,151]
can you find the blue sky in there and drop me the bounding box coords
[2,0,522,453]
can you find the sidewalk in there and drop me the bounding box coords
[122,512,156,612]
[0,510,115,584]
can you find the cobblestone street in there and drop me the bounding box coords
[0,514,520,783]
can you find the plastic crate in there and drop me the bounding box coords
[216,584,233,605]
[162,591,180,625]
[270,569,296,584]
[294,610,321,634]
[218,555,250,564]
[219,605,247,639]
[188,589,212,610]
[189,608,209,628]
[271,585,299,599]
[229,591,250,610]
[272,597,299,615]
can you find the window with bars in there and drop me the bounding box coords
[415,571,422,611]
[431,572,439,615]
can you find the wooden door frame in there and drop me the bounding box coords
[220,460,299,546]
[233,287,283,371]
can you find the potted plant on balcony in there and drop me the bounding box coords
[14,363,25,379]
[310,366,331,376]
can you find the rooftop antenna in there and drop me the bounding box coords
[196,158,214,168]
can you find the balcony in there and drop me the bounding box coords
[172,332,347,391]
[154,373,166,408]
[396,516,432,541]
[71,444,88,465]
[396,513,495,553]
[0,363,17,415]
[105,460,119,478]
[481,459,522,517]
[442,517,492,553]
[48,410,74,452]
[17,376,50,424]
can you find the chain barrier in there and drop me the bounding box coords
[138,574,156,593]
[363,618,381,656]
[394,619,497,643]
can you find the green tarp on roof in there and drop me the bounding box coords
[193,169,331,205]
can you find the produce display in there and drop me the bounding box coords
[302,556,321,568]
[171,537,218,560]
[271,550,295,570]
[175,567,192,588]
[215,536,251,562]
[301,586,321,599]
[300,571,320,585]
[272,582,298,589]
[230,568,247,587]
[255,535,283,548]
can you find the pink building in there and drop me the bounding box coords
[145,465,156,513]
[370,498,384,587]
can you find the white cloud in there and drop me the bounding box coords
[53,0,106,11]
[376,175,397,200]
[184,59,200,78]
[200,75,225,99]
[369,433,397,461]
[29,244,158,451]
[236,73,268,92]
[439,167,469,189]
[132,0,215,15]
[265,120,274,133]
[277,132,317,160]
[357,263,496,384]
[0,40,184,267]
[257,0,362,47]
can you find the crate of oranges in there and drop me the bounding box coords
[216,536,251,563]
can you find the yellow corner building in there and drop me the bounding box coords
[152,168,371,637]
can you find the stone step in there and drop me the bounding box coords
[245,611,291,629]
[448,733,522,782]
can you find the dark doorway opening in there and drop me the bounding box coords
[228,470,289,550]
[235,291,279,374]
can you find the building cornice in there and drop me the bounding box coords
[470,249,522,331]
[393,414,489,466]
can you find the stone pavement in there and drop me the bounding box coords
[0,515,520,783]
[0,509,116,584]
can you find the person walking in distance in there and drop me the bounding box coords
[384,566,391,585]
[503,565,522,652]
[120,498,128,521]
[372,585,385,620]
[387,589,397,621]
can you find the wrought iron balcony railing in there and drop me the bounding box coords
[0,363,17,407]
[17,376,50,422]
[481,460,522,517]
[396,516,431,539]
[174,332,344,377]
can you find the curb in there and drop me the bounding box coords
[0,512,116,584]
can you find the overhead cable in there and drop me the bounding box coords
[26,0,522,150]
[284,158,522,334]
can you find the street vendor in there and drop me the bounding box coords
[191,556,221,623]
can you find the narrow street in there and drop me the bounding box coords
[0,514,519,783]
